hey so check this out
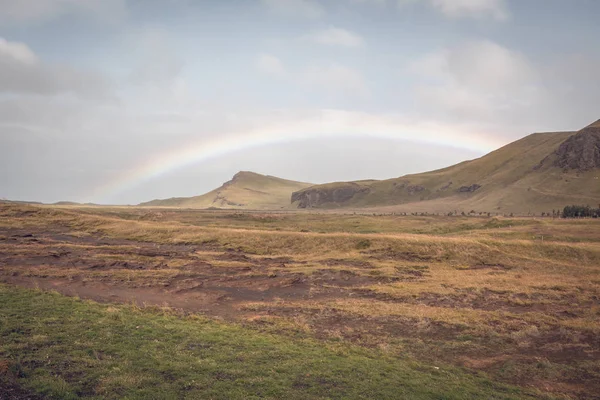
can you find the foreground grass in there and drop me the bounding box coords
[0,285,544,400]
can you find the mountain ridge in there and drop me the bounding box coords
[140,171,312,209]
[140,119,600,213]
[291,120,600,213]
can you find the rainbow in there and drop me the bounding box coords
[90,111,505,203]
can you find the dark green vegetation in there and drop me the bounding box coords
[0,285,539,400]
[562,205,600,218]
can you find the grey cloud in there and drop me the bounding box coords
[302,27,365,47]
[0,38,113,99]
[260,0,324,18]
[302,64,369,97]
[428,0,508,20]
[408,39,600,136]
[127,29,183,87]
[0,0,127,26]
[407,40,544,135]
[256,53,287,77]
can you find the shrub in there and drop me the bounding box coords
[562,205,600,218]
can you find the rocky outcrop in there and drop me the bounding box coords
[393,182,426,195]
[438,181,453,191]
[212,193,244,207]
[458,184,481,193]
[292,183,370,208]
[553,127,600,171]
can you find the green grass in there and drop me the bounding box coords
[0,285,546,400]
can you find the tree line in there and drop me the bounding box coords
[562,205,600,218]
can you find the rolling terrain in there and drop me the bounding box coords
[139,120,600,214]
[1,203,599,399]
[141,171,312,210]
[292,120,600,213]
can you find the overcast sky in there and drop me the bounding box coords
[1,0,599,204]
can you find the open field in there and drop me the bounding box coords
[1,204,599,399]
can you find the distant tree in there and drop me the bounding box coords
[562,205,600,218]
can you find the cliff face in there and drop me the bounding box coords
[291,183,370,208]
[553,126,600,171]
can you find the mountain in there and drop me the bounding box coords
[140,171,313,209]
[292,120,600,213]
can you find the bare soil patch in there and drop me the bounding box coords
[2,206,600,400]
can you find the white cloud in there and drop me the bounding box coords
[0,37,38,64]
[128,29,183,86]
[0,0,127,25]
[260,0,324,18]
[303,64,369,96]
[347,0,387,5]
[256,53,287,77]
[430,0,508,20]
[398,0,508,20]
[0,37,112,98]
[304,27,365,47]
[408,40,540,126]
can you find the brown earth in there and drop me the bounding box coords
[1,219,599,399]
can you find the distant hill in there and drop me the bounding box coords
[292,120,600,214]
[140,171,313,209]
[0,199,43,205]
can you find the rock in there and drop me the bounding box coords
[438,181,453,191]
[406,185,425,195]
[292,183,370,208]
[553,126,600,171]
[458,184,481,193]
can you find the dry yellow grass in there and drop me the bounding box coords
[1,203,599,399]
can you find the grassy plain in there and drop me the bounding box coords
[1,204,599,399]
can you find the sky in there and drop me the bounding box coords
[1,0,599,204]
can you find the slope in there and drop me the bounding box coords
[292,120,600,213]
[141,171,313,209]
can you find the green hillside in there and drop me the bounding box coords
[140,171,312,209]
[292,120,600,214]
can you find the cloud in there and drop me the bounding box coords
[407,39,541,131]
[406,39,600,135]
[0,37,112,98]
[303,27,365,47]
[128,29,183,86]
[260,0,324,18]
[256,53,287,77]
[0,38,38,64]
[0,0,127,26]
[303,64,369,96]
[398,0,508,20]
[255,53,367,98]
[347,0,387,5]
[430,0,508,20]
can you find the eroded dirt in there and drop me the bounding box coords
[1,226,599,399]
